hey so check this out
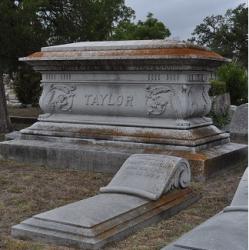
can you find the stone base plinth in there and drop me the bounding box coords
[19,121,230,152]
[12,188,197,250]
[0,136,247,181]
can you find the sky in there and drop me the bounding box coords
[125,0,247,40]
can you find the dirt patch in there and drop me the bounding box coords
[7,106,41,118]
[0,159,245,250]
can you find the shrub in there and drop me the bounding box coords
[209,80,227,96]
[217,62,248,105]
[13,65,41,106]
[209,110,231,129]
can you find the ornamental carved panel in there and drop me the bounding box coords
[46,84,76,113]
[145,86,175,116]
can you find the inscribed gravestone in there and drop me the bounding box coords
[230,103,248,143]
[100,154,191,200]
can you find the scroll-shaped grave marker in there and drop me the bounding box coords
[100,154,191,200]
[12,154,197,250]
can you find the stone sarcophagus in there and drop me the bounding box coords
[0,40,247,179]
[20,40,229,149]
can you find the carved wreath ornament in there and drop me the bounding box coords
[46,85,76,112]
[145,86,174,115]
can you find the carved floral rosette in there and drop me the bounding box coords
[145,86,175,115]
[39,84,76,113]
[145,84,212,119]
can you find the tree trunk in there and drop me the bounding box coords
[0,72,12,133]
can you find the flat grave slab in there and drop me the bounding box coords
[162,167,248,250]
[230,168,248,207]
[12,154,198,249]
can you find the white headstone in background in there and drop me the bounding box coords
[230,103,248,143]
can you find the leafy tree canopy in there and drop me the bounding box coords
[111,13,171,40]
[39,0,135,44]
[189,4,248,68]
[0,0,135,73]
[0,0,135,105]
[217,62,248,105]
[0,0,47,72]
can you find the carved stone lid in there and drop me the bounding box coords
[20,39,227,62]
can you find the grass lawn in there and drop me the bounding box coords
[0,158,245,250]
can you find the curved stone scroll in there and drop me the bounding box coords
[100,154,191,200]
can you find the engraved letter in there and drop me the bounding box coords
[99,94,108,106]
[85,95,92,105]
[126,96,134,107]
[108,94,115,105]
[91,95,99,105]
[116,95,124,106]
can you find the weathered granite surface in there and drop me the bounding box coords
[0,137,247,180]
[4,131,21,141]
[230,168,248,207]
[229,105,237,118]
[11,154,197,249]
[230,103,248,144]
[162,168,248,250]
[18,39,230,149]
[100,154,191,200]
[0,40,247,178]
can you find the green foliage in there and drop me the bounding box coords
[111,13,171,40]
[38,0,135,44]
[0,0,48,72]
[0,0,135,104]
[216,62,248,105]
[0,0,135,70]
[190,4,248,67]
[13,65,41,105]
[209,80,227,96]
[209,110,231,129]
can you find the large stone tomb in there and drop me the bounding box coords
[0,40,247,180]
[12,154,198,249]
[162,167,248,250]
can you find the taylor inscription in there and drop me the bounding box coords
[84,94,134,107]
